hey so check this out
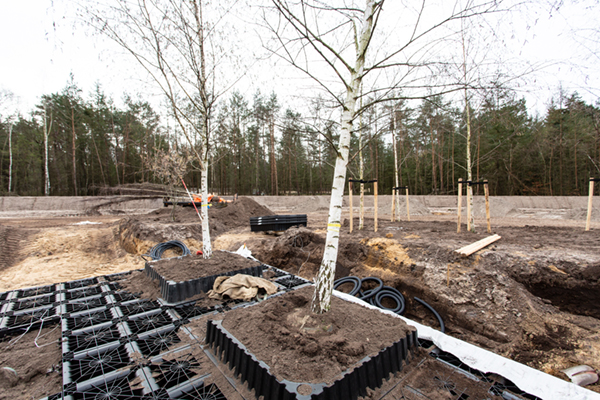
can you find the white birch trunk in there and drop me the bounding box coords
[43,106,52,196]
[8,124,13,193]
[359,91,364,230]
[392,110,400,221]
[311,0,376,314]
[462,29,475,231]
[201,156,212,258]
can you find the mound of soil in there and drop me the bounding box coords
[151,251,262,282]
[142,197,273,229]
[221,286,416,385]
[251,226,367,281]
[121,269,162,300]
[118,197,274,255]
[0,326,62,400]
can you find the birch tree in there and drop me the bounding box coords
[267,0,507,313]
[43,101,53,196]
[85,0,245,258]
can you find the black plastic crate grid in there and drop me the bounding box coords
[5,268,313,400]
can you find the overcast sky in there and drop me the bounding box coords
[1,0,598,118]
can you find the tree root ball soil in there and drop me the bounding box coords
[0,326,62,400]
[221,286,416,385]
[151,251,262,282]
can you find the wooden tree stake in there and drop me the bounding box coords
[374,181,378,232]
[484,180,491,233]
[391,188,396,222]
[349,181,353,233]
[457,178,463,233]
[586,178,595,231]
[405,187,410,221]
[467,182,472,232]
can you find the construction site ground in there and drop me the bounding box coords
[0,194,599,398]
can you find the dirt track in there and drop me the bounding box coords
[0,196,599,394]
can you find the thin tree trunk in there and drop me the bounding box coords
[430,121,436,192]
[311,0,376,314]
[462,28,474,230]
[392,109,400,221]
[71,106,77,195]
[191,0,212,258]
[359,87,364,229]
[44,106,52,195]
[8,124,13,193]
[438,128,444,193]
[270,117,278,195]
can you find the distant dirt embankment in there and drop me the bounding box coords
[0,195,597,220]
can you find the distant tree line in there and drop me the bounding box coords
[1,82,599,197]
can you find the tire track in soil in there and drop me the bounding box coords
[0,225,37,273]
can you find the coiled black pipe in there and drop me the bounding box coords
[333,276,361,296]
[373,286,406,315]
[146,240,191,260]
[358,277,383,301]
[414,297,445,333]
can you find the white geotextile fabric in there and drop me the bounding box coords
[333,290,600,400]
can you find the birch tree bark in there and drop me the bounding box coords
[311,1,377,314]
[43,104,52,196]
[392,108,401,220]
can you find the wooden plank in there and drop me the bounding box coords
[455,234,501,257]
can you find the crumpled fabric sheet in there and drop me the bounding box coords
[207,274,278,301]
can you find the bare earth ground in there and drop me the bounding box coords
[1,198,599,396]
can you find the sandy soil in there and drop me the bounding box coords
[1,197,599,395]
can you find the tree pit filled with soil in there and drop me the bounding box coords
[220,285,416,385]
[150,250,262,282]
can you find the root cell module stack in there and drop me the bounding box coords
[0,264,548,400]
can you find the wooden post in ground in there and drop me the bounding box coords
[374,181,378,232]
[349,181,353,233]
[484,180,491,233]
[467,181,472,232]
[405,187,410,221]
[457,178,463,233]
[391,187,396,222]
[586,178,595,231]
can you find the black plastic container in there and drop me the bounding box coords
[250,214,308,232]
[145,260,264,303]
[206,319,417,400]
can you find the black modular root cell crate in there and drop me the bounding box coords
[250,214,308,232]
[64,309,116,331]
[65,278,99,290]
[206,319,418,400]
[145,260,264,303]
[135,328,182,358]
[118,300,162,317]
